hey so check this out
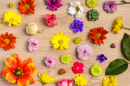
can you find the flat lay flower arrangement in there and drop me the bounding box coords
[0,0,130,86]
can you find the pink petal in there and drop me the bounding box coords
[79,63,84,68]
[78,68,83,73]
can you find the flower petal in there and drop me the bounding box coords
[6,72,16,83]
[74,62,79,67]
[72,67,78,74]
[79,63,84,69]
[75,12,84,19]
[68,7,76,15]
[22,75,35,84]
[0,67,11,78]
[17,77,29,86]
[78,68,83,73]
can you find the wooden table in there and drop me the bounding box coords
[0,0,130,86]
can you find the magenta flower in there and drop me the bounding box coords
[45,0,63,11]
[57,79,73,86]
[103,1,117,13]
[28,38,39,52]
[44,56,55,67]
[72,62,84,74]
[77,44,92,60]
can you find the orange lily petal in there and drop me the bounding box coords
[5,72,16,83]
[17,77,29,86]
[22,75,35,84]
[0,67,11,78]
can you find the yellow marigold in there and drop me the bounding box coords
[3,11,22,27]
[103,76,117,86]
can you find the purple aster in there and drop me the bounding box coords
[44,56,55,67]
[103,1,117,13]
[28,38,39,52]
[97,54,107,63]
[70,20,84,33]
[46,0,63,11]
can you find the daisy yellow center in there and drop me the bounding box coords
[96,33,101,38]
[25,4,30,9]
[5,39,10,44]
[76,7,80,12]
[58,40,63,44]
[13,68,23,77]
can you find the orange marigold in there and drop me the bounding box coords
[0,32,17,51]
[88,27,109,45]
[18,0,36,15]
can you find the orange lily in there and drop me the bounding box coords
[0,53,37,86]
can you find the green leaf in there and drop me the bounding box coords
[122,33,130,60]
[106,59,128,75]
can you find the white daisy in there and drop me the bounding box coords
[68,1,84,19]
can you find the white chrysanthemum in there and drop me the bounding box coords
[68,1,84,19]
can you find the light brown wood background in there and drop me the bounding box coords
[0,0,130,86]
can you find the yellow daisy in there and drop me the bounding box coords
[103,76,117,86]
[51,32,71,50]
[3,11,22,27]
[74,74,87,86]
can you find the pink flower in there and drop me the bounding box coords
[44,56,55,67]
[28,38,39,52]
[44,14,58,26]
[77,44,92,60]
[72,62,84,74]
[57,79,73,86]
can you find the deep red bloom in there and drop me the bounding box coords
[72,62,84,74]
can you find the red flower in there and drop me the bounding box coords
[72,62,84,74]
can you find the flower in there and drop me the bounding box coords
[74,37,82,44]
[44,56,55,67]
[68,1,84,19]
[3,11,21,27]
[103,1,117,13]
[51,32,71,50]
[87,9,99,21]
[77,44,92,60]
[44,14,58,26]
[88,27,109,45]
[38,72,56,85]
[103,76,117,86]
[18,0,36,15]
[28,38,39,52]
[58,68,66,75]
[0,32,17,51]
[9,3,14,8]
[70,20,84,33]
[72,62,84,74]
[86,0,98,8]
[60,55,72,64]
[57,79,72,86]
[90,64,103,77]
[97,54,107,63]
[111,43,116,48]
[74,74,87,86]
[0,53,37,86]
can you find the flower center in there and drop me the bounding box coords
[48,60,52,63]
[84,50,87,53]
[32,43,36,46]
[9,18,14,22]
[77,25,79,27]
[101,56,104,59]
[76,7,80,12]
[51,0,57,4]
[58,40,63,44]
[5,39,10,44]
[96,33,101,38]
[25,4,30,9]
[13,68,23,77]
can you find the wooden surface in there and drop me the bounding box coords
[0,0,130,86]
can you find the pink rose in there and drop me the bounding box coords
[44,14,58,26]
[57,79,73,86]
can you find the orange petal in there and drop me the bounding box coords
[17,77,29,86]
[5,72,16,83]
[0,67,11,78]
[22,75,35,84]
[23,63,37,76]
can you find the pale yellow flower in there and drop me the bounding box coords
[9,3,14,8]
[103,76,117,86]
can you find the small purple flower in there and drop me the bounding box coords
[70,20,84,33]
[28,38,39,52]
[103,1,117,13]
[46,0,63,11]
[44,56,55,67]
[97,54,107,63]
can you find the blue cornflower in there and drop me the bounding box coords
[97,54,107,63]
[70,20,84,33]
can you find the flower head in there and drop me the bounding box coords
[18,0,36,15]
[3,11,21,27]
[111,43,116,48]
[44,56,55,67]
[28,38,39,52]
[58,68,66,75]
[68,1,84,19]
[44,14,58,26]
[70,20,84,33]
[103,76,117,86]
[86,0,98,8]
[72,62,84,74]
[87,9,99,21]
[104,1,117,13]
[112,16,123,34]
[39,72,56,84]
[91,64,103,77]
[97,54,107,63]
[60,55,72,64]
[0,53,37,86]
[74,74,87,86]
[46,0,63,11]
[0,32,16,51]
[9,3,14,8]
[57,79,72,86]
[74,37,82,44]
[88,27,109,45]
[51,32,71,50]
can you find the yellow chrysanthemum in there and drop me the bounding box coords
[103,76,117,86]
[3,11,22,27]
[51,32,71,50]
[112,16,122,34]
[38,72,56,84]
[74,74,87,86]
